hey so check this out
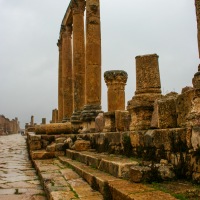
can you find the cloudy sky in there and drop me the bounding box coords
[0,0,199,128]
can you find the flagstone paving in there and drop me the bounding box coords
[0,134,46,200]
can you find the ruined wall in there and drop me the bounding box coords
[0,115,20,135]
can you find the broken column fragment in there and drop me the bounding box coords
[127,54,162,130]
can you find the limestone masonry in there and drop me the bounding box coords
[0,115,20,135]
[25,0,200,199]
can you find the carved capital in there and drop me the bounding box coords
[62,25,73,38]
[104,70,128,85]
[71,0,86,15]
[57,39,62,48]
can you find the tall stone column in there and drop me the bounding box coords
[127,54,161,131]
[71,0,86,124]
[195,0,200,58]
[81,0,102,132]
[57,39,63,122]
[30,115,34,126]
[104,70,128,112]
[62,25,73,122]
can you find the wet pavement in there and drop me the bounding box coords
[0,134,46,200]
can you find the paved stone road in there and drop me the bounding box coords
[0,134,46,200]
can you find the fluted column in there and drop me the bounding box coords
[71,0,86,123]
[195,0,200,58]
[81,0,102,130]
[62,25,73,122]
[57,39,63,122]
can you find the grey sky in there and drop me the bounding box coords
[0,0,198,128]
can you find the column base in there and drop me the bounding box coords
[81,105,103,133]
[71,111,82,134]
[62,117,71,123]
[127,93,161,131]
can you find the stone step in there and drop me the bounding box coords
[33,158,103,200]
[66,149,139,179]
[58,156,177,200]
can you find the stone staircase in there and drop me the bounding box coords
[56,149,177,200]
[33,158,103,200]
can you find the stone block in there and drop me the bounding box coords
[115,110,131,132]
[31,150,55,160]
[158,165,175,180]
[130,131,145,148]
[130,166,151,183]
[41,139,49,149]
[55,151,65,157]
[192,172,200,183]
[144,128,187,152]
[29,134,41,141]
[55,137,66,143]
[74,140,91,151]
[191,127,200,150]
[46,143,56,152]
[151,93,178,129]
[103,112,115,132]
[95,113,105,132]
[55,143,64,151]
[29,141,41,150]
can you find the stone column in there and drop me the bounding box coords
[52,109,58,123]
[30,115,34,126]
[42,118,46,125]
[81,0,102,132]
[195,0,200,58]
[104,70,128,112]
[71,0,86,124]
[62,25,73,122]
[135,54,161,95]
[57,39,63,122]
[127,54,162,131]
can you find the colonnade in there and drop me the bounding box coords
[57,0,101,128]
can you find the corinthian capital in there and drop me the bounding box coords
[71,0,86,15]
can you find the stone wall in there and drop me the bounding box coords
[0,115,20,135]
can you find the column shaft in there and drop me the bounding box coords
[85,0,101,107]
[57,39,63,122]
[72,0,86,114]
[196,0,200,58]
[62,25,73,121]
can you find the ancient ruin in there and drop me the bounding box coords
[25,0,200,199]
[0,115,20,135]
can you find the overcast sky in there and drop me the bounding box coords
[0,0,199,128]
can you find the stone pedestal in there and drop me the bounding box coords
[57,39,63,122]
[52,109,58,123]
[179,65,200,127]
[151,93,178,129]
[127,54,161,131]
[62,25,73,122]
[104,70,128,112]
[81,0,102,132]
[42,118,46,125]
[71,0,86,125]
[103,112,116,132]
[195,0,200,58]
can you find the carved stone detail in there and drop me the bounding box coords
[104,70,128,112]
[71,0,86,15]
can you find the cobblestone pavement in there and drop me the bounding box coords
[0,134,46,200]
